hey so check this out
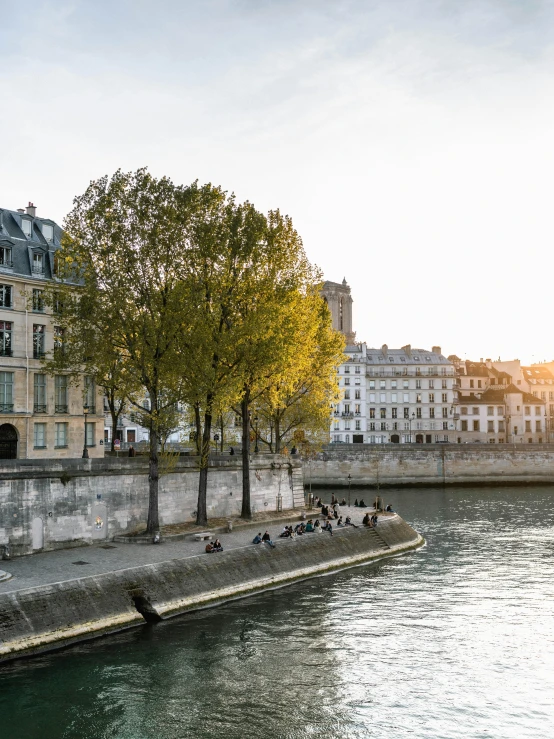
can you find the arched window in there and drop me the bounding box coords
[339,297,344,330]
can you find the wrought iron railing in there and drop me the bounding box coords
[0,403,14,412]
[55,404,68,413]
[34,404,47,413]
[0,347,12,357]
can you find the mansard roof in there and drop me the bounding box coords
[0,206,62,281]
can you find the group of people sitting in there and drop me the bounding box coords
[278,519,334,537]
[205,538,223,553]
[362,513,379,527]
[252,531,276,548]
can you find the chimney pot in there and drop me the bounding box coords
[432,346,441,355]
[25,202,36,217]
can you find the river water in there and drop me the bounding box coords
[1,486,553,739]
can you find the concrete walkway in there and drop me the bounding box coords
[0,507,384,595]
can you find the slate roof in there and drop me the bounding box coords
[522,366,554,383]
[458,384,545,404]
[0,206,62,281]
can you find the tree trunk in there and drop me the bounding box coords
[146,423,159,534]
[274,411,281,453]
[194,403,202,456]
[241,389,252,519]
[196,399,213,527]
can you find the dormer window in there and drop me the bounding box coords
[0,246,12,268]
[42,224,54,243]
[32,252,44,275]
[21,219,32,237]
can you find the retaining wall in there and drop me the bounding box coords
[0,514,422,662]
[0,456,298,556]
[308,444,554,487]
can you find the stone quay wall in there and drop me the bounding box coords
[0,456,298,557]
[307,444,554,488]
[0,515,423,662]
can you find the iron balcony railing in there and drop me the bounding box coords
[55,404,68,413]
[0,403,14,412]
[34,404,47,413]
[0,347,13,357]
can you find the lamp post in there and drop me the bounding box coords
[347,473,352,507]
[408,412,415,442]
[82,403,89,459]
[254,415,259,453]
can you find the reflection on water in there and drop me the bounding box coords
[1,487,554,739]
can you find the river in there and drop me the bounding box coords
[1,486,553,739]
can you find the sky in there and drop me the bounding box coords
[1,0,553,364]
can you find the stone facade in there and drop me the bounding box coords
[0,203,104,459]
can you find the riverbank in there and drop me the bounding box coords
[0,508,423,662]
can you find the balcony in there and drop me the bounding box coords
[32,264,45,276]
[34,404,47,413]
[0,403,14,413]
[341,412,354,418]
[33,350,46,360]
[0,347,13,357]
[55,404,68,414]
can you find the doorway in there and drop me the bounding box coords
[426,434,432,443]
[0,423,17,459]
[391,434,400,443]
[416,434,424,443]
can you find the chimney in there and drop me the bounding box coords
[432,346,441,355]
[480,357,484,363]
[17,208,24,213]
[381,344,388,357]
[402,344,412,357]
[26,202,36,217]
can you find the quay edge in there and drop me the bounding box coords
[0,515,422,663]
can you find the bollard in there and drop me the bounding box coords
[226,519,233,533]
[1,544,11,561]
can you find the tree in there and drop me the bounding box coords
[44,168,224,534]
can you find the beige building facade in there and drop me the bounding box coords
[0,203,104,459]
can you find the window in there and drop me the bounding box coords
[334,422,339,430]
[416,393,422,403]
[442,393,448,403]
[85,376,96,412]
[443,423,448,431]
[403,380,409,389]
[380,422,386,431]
[461,420,468,431]
[344,422,350,430]
[54,326,64,356]
[0,371,14,411]
[478,380,482,388]
[344,366,350,373]
[525,421,531,432]
[429,380,434,389]
[416,408,422,419]
[488,421,494,432]
[33,324,45,358]
[355,403,361,414]
[55,422,68,447]
[429,408,435,418]
[415,367,421,375]
[497,406,503,415]
[550,404,554,416]
[535,406,542,416]
[0,246,13,267]
[461,407,468,415]
[525,406,530,415]
[344,390,350,400]
[344,377,350,386]
[380,408,386,418]
[380,380,386,390]
[498,421,505,432]
[0,284,12,308]
[32,252,44,275]
[34,374,47,412]
[473,407,479,415]
[369,422,375,431]
[85,422,95,446]
[380,393,386,402]
[33,423,46,448]
[392,408,397,418]
[355,389,361,399]
[403,393,409,402]
[470,379,474,388]
[354,366,360,374]
[550,392,554,401]
[42,223,54,242]
[429,393,435,403]
[344,404,350,414]
[541,392,546,400]
[55,375,68,413]
[391,380,397,389]
[355,420,361,431]
[404,408,409,419]
[369,380,375,390]
[416,379,421,389]
[391,393,397,402]
[442,380,448,389]
[0,321,12,357]
[532,391,538,398]
[369,393,376,402]
[514,425,518,435]
[32,289,44,312]
[536,421,542,432]
[442,407,448,418]
[369,408,375,418]
[21,218,32,237]
[473,420,480,431]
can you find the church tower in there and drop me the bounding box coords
[321,278,355,343]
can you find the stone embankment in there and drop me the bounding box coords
[0,513,422,662]
[308,444,554,487]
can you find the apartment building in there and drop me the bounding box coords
[0,203,103,459]
[331,343,457,444]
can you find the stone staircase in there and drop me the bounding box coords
[290,467,306,508]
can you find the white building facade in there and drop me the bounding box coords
[331,344,457,444]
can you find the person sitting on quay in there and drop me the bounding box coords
[337,516,344,527]
[371,514,378,526]
[331,494,337,505]
[305,520,314,532]
[279,526,291,538]
[333,505,339,519]
[314,519,322,533]
[362,512,371,526]
[252,532,263,544]
[344,516,358,528]
[386,504,394,512]
[354,499,359,507]
[324,521,333,536]
[341,498,347,506]
[359,499,367,507]
[294,522,305,535]
[212,539,223,552]
[262,531,276,548]
[205,542,214,553]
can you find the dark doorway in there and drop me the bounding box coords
[352,434,364,443]
[426,435,432,443]
[391,434,400,443]
[127,429,136,443]
[0,423,18,459]
[416,434,424,444]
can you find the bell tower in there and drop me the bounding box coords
[321,278,355,343]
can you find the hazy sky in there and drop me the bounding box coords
[1,0,553,363]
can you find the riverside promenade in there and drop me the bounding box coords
[0,506,423,662]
